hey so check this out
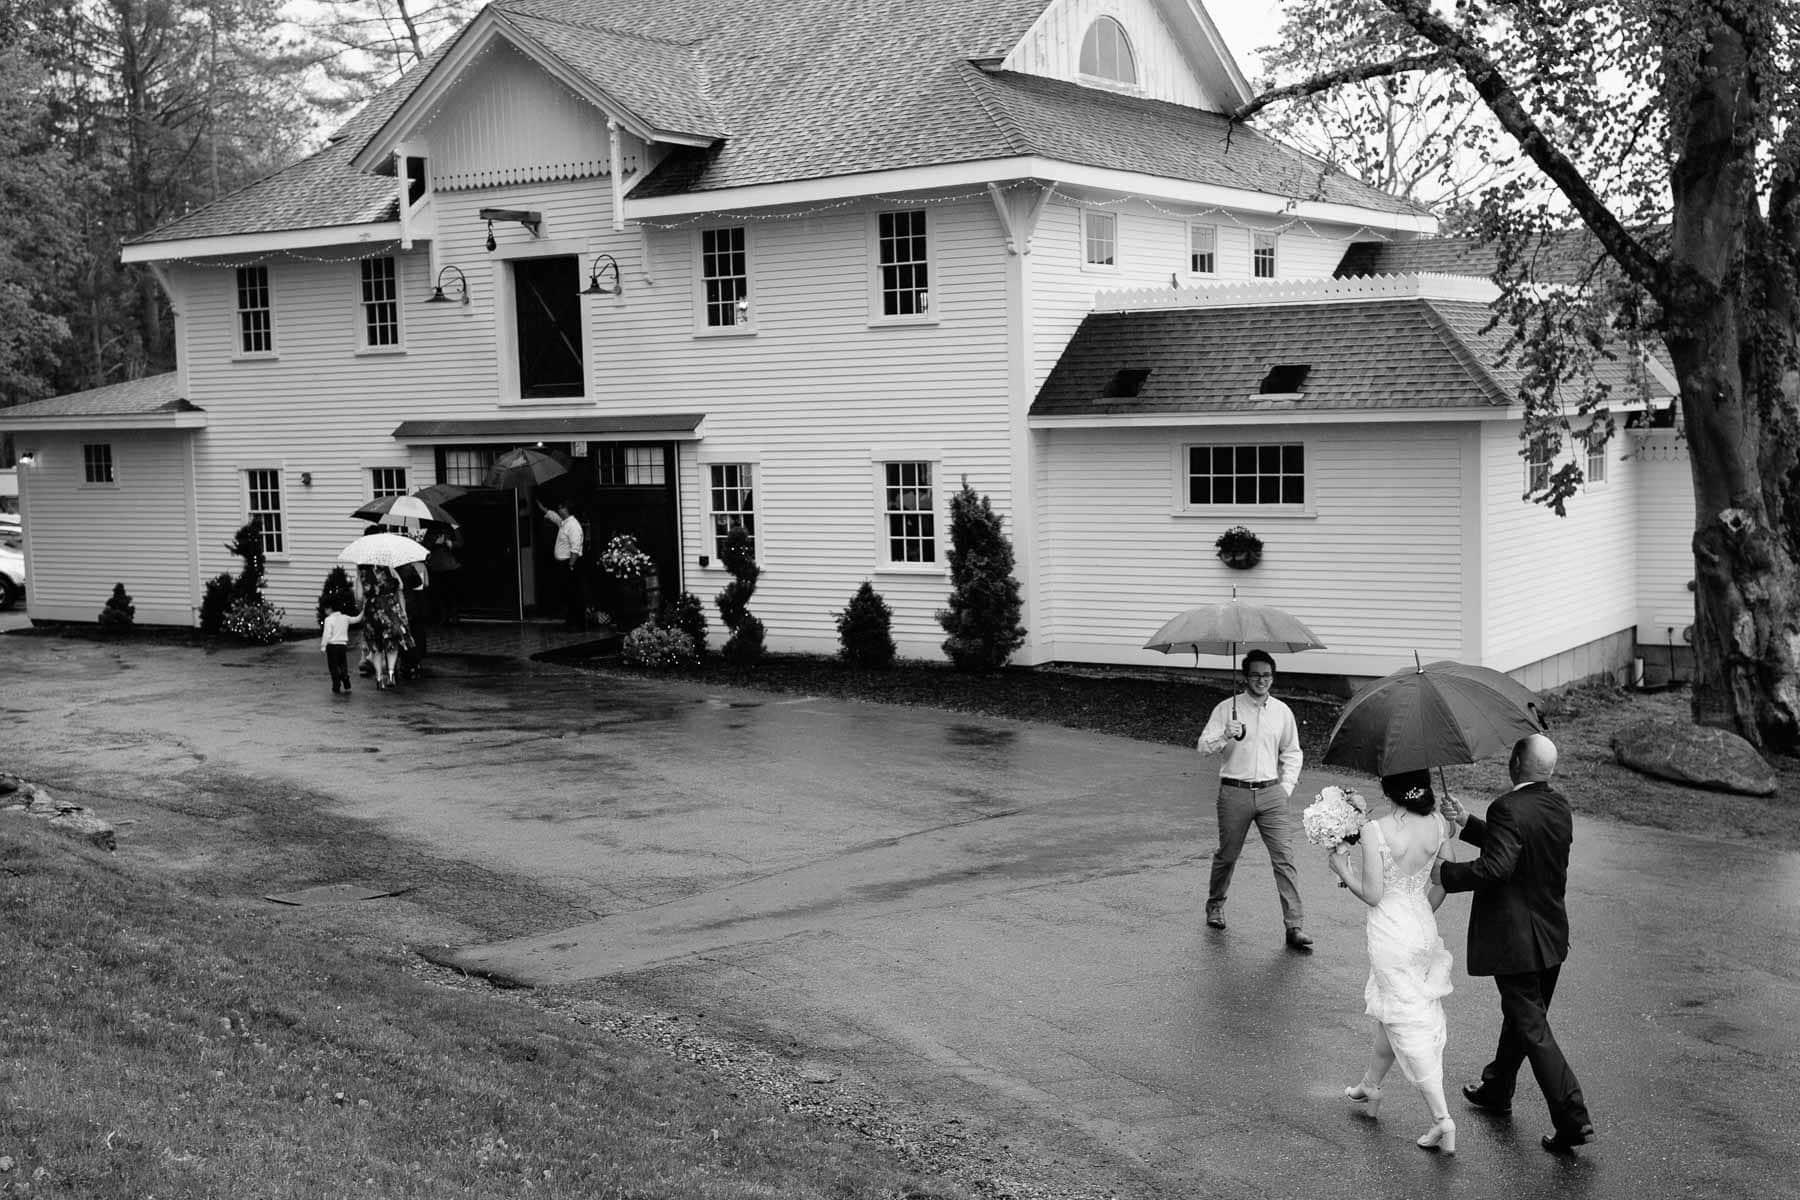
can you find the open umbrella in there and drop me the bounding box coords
[1144,589,1327,724]
[351,493,459,528]
[483,447,567,490]
[1322,656,1548,778]
[338,532,429,569]
[410,482,468,507]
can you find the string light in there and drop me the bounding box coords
[157,243,406,269]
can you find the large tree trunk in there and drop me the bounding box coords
[1665,12,1800,752]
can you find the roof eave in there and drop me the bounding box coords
[1028,406,1509,428]
[1,411,209,433]
[121,222,405,264]
[627,155,1439,233]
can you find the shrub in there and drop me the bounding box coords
[316,566,357,625]
[664,590,709,658]
[225,519,268,604]
[222,597,287,645]
[715,525,764,665]
[97,583,136,633]
[936,479,1026,671]
[620,622,698,669]
[836,581,895,668]
[199,573,234,634]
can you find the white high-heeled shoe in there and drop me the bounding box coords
[1417,1116,1456,1155]
[1345,1083,1382,1118]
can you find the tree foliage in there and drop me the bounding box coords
[295,0,479,118]
[1249,0,1509,220]
[1,0,314,403]
[936,481,1026,672]
[1236,0,1800,750]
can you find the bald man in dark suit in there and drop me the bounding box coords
[1434,734,1596,1155]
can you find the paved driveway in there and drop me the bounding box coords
[3,632,1796,1198]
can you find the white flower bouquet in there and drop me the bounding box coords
[1302,785,1369,848]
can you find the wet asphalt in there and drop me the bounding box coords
[2,625,1796,1199]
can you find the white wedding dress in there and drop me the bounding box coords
[1361,816,1454,1086]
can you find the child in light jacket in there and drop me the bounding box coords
[321,600,362,694]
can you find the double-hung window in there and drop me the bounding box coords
[1252,232,1278,279]
[83,443,115,485]
[1084,210,1118,267]
[1526,440,1553,493]
[1585,429,1608,486]
[875,210,930,318]
[700,226,751,329]
[1185,443,1305,508]
[245,468,285,554]
[360,257,401,349]
[708,463,756,559]
[236,266,273,355]
[881,461,936,565]
[1189,224,1217,275]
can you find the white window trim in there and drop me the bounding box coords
[866,209,938,327]
[1076,15,1143,94]
[366,463,410,500]
[698,457,760,571]
[354,255,407,355]
[693,224,758,337]
[1187,221,1219,277]
[1082,207,1120,272]
[80,442,119,489]
[232,264,278,360]
[1251,230,1279,280]
[492,239,592,407]
[1170,439,1315,518]
[242,464,290,560]
[870,452,946,572]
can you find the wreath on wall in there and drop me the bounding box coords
[1215,525,1263,569]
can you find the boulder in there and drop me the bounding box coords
[3,778,118,851]
[1611,719,1779,796]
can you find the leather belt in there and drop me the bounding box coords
[1221,778,1280,790]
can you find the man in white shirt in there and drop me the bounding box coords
[1195,649,1310,951]
[541,499,586,629]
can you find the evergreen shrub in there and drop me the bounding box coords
[97,583,135,633]
[715,526,765,665]
[836,581,895,668]
[936,479,1026,671]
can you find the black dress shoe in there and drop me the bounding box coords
[1285,927,1314,953]
[1462,1084,1511,1114]
[1542,1126,1595,1154]
[1205,908,1226,930]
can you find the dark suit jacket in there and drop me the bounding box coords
[1438,781,1573,976]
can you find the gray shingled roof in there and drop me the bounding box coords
[1033,299,1520,418]
[1033,296,1671,419]
[1,373,193,421]
[1335,228,1661,285]
[134,0,1423,247]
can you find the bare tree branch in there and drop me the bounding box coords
[1229,52,1446,123]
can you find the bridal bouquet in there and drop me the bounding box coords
[1302,785,1369,848]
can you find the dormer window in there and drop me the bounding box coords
[1079,17,1137,86]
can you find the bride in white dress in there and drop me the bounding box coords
[1327,769,1457,1155]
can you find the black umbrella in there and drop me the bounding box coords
[1323,656,1548,777]
[483,447,568,490]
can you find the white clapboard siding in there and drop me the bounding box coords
[1005,0,1225,109]
[1628,430,1695,640]
[1027,199,1359,390]
[170,185,1024,653]
[1479,419,1639,675]
[1035,422,1469,676]
[16,432,198,625]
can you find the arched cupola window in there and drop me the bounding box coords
[1078,16,1138,85]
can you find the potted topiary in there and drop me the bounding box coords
[1215,525,1263,569]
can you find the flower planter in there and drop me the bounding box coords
[1219,548,1262,570]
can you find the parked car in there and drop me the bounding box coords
[0,536,22,611]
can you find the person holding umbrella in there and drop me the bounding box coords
[1196,650,1311,951]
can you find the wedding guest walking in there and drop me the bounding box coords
[539,498,585,629]
[1329,769,1457,1154]
[320,599,361,695]
[1433,733,1596,1154]
[1195,649,1311,951]
[358,564,413,690]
